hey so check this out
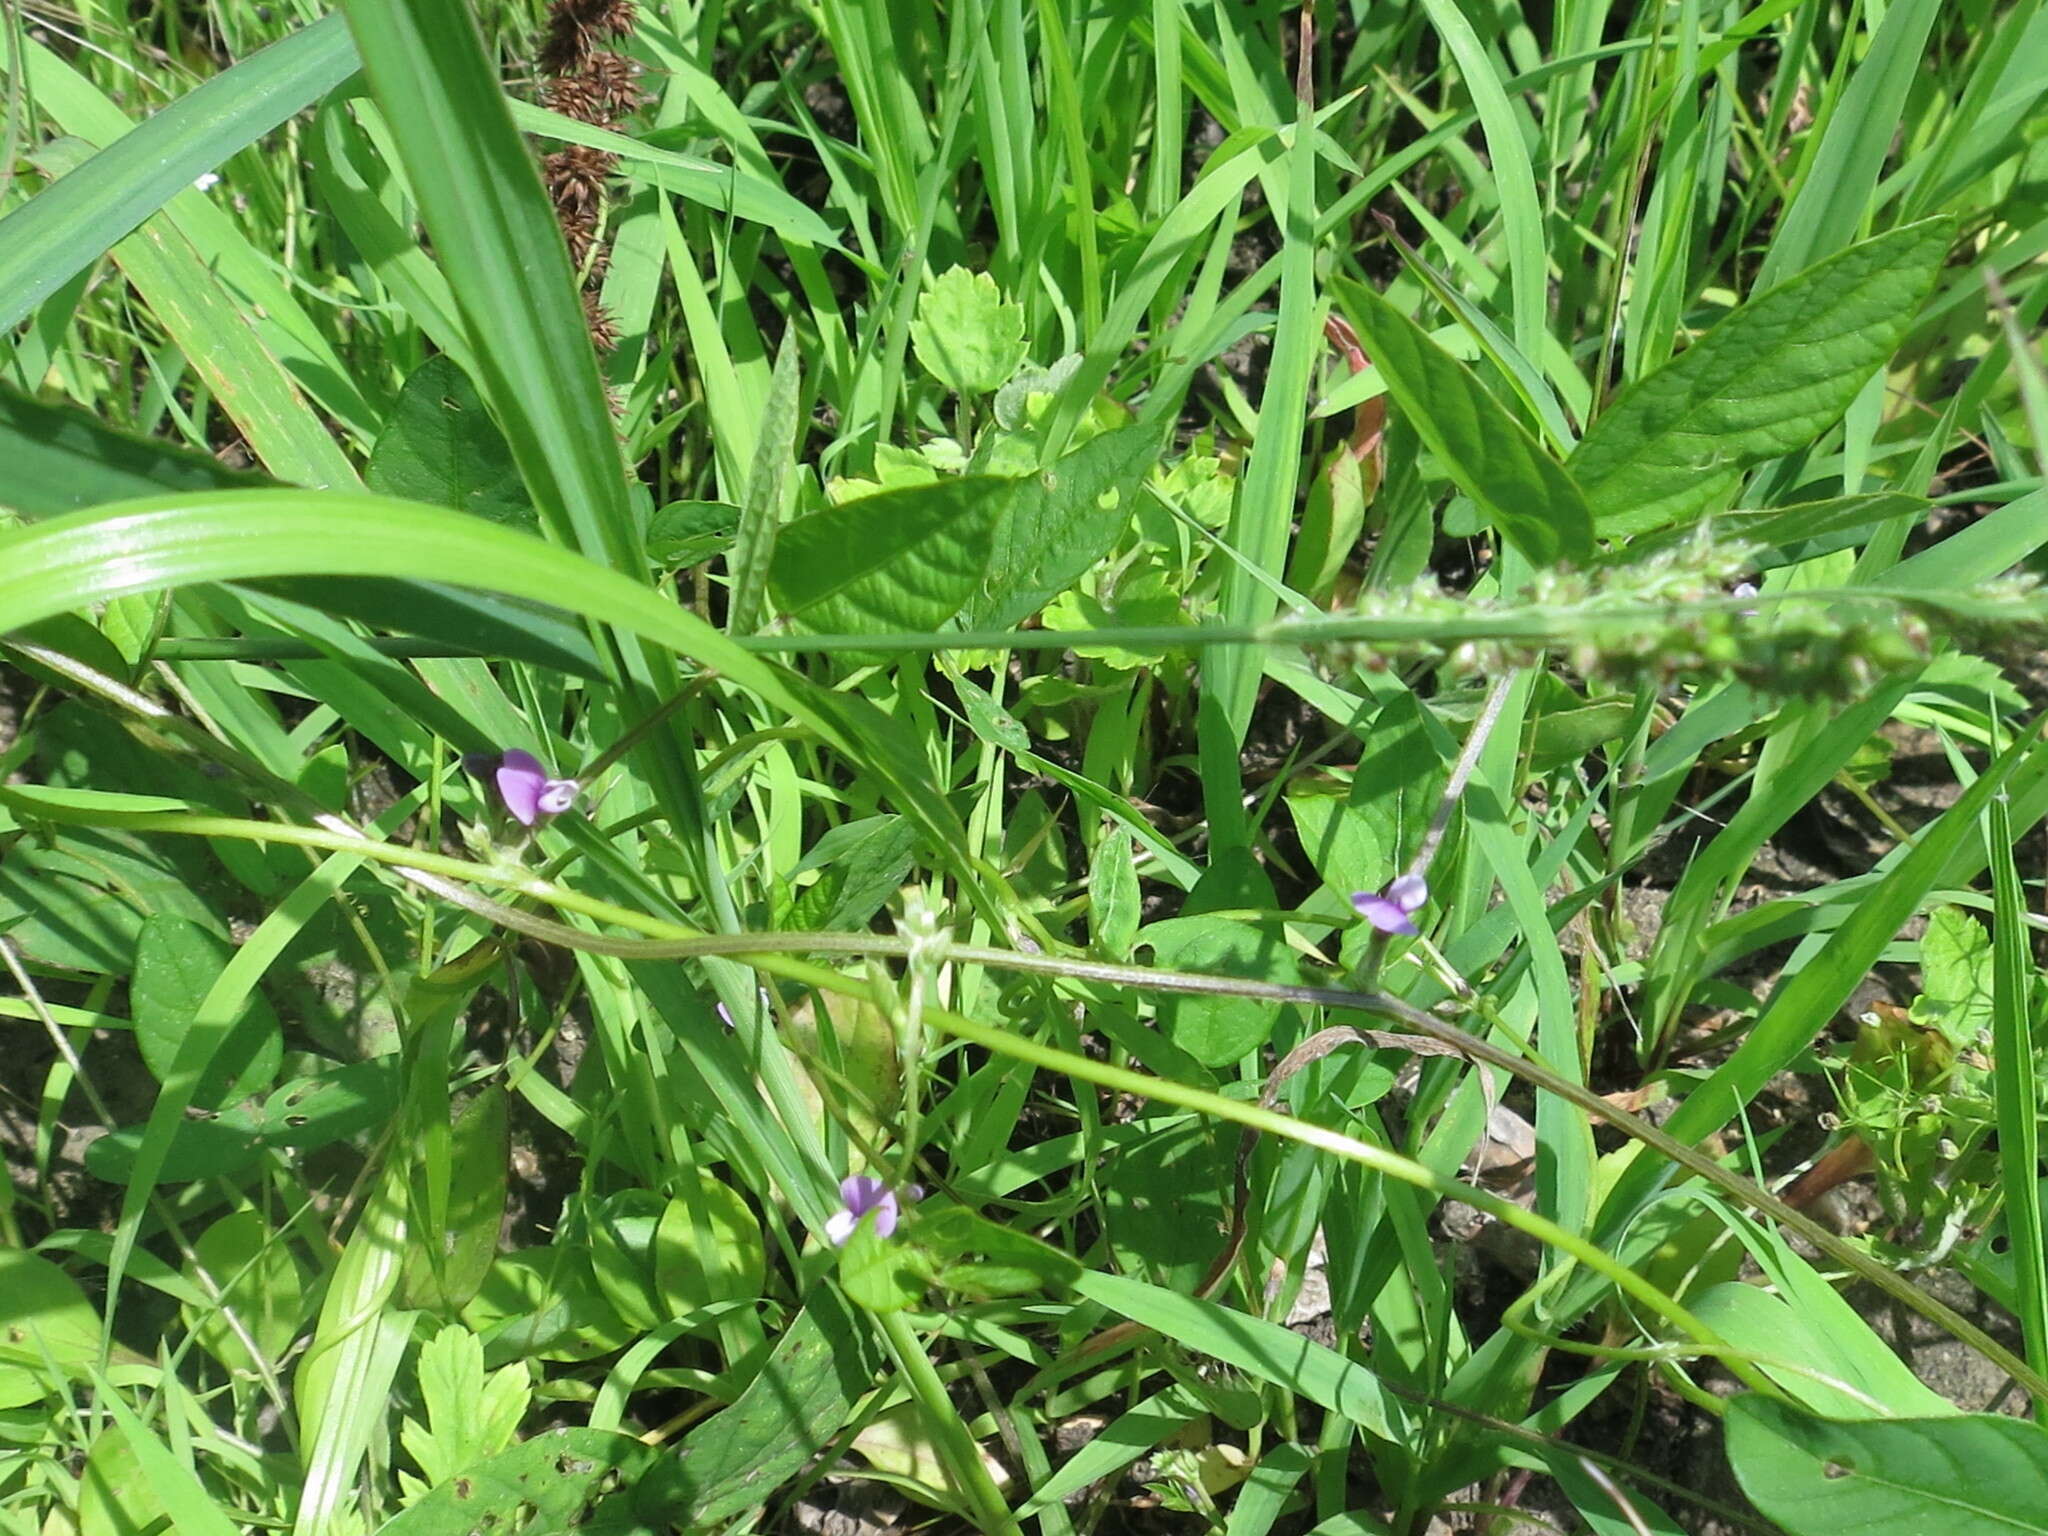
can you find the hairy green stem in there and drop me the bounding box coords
[137,582,2031,662]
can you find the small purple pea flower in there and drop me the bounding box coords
[823,1175,922,1246]
[1352,874,1430,936]
[465,749,580,827]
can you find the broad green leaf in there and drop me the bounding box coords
[838,1218,938,1314]
[588,1190,669,1331]
[655,1175,767,1315]
[398,1325,530,1497]
[1333,277,1594,565]
[646,500,740,568]
[968,422,1161,629]
[0,824,223,974]
[132,913,284,1110]
[1726,1395,2048,1535]
[1913,905,1995,1047]
[375,1427,656,1535]
[1140,916,1295,1066]
[1529,699,1636,771]
[261,1061,402,1148]
[463,1248,634,1363]
[1570,219,1955,537]
[0,15,359,331]
[0,383,269,517]
[0,1250,103,1405]
[1285,782,1387,899]
[727,327,801,635]
[911,267,1028,395]
[917,1206,1082,1300]
[633,1285,886,1527]
[83,1113,269,1185]
[1103,1117,1234,1291]
[84,1388,243,1536]
[79,1426,170,1536]
[365,356,535,530]
[786,816,918,932]
[949,669,1032,753]
[1088,827,1141,960]
[768,476,1007,636]
[184,1210,306,1374]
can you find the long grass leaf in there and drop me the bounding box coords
[1988,724,2048,1418]
[30,138,358,489]
[0,16,356,332]
[1758,0,1943,287]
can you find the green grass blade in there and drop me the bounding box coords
[0,15,356,332]
[87,1380,243,1536]
[332,0,632,572]
[1413,0,1547,364]
[0,382,269,514]
[7,32,383,442]
[1987,726,2048,1419]
[507,98,840,247]
[29,138,359,489]
[0,492,973,900]
[1199,88,1317,856]
[1600,720,2047,1260]
[1757,0,1943,287]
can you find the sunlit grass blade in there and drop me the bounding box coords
[6,32,382,441]
[1198,88,1317,857]
[1758,0,1943,286]
[0,15,356,332]
[332,0,632,568]
[1989,717,2048,1422]
[28,138,358,489]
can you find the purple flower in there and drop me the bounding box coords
[1352,874,1429,936]
[466,749,579,827]
[823,1175,921,1246]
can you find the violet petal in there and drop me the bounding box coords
[1385,873,1429,913]
[869,1191,901,1239]
[1351,891,1419,936]
[839,1175,886,1214]
[495,750,550,826]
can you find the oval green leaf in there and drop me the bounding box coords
[1570,218,1955,538]
[1727,1394,2048,1535]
